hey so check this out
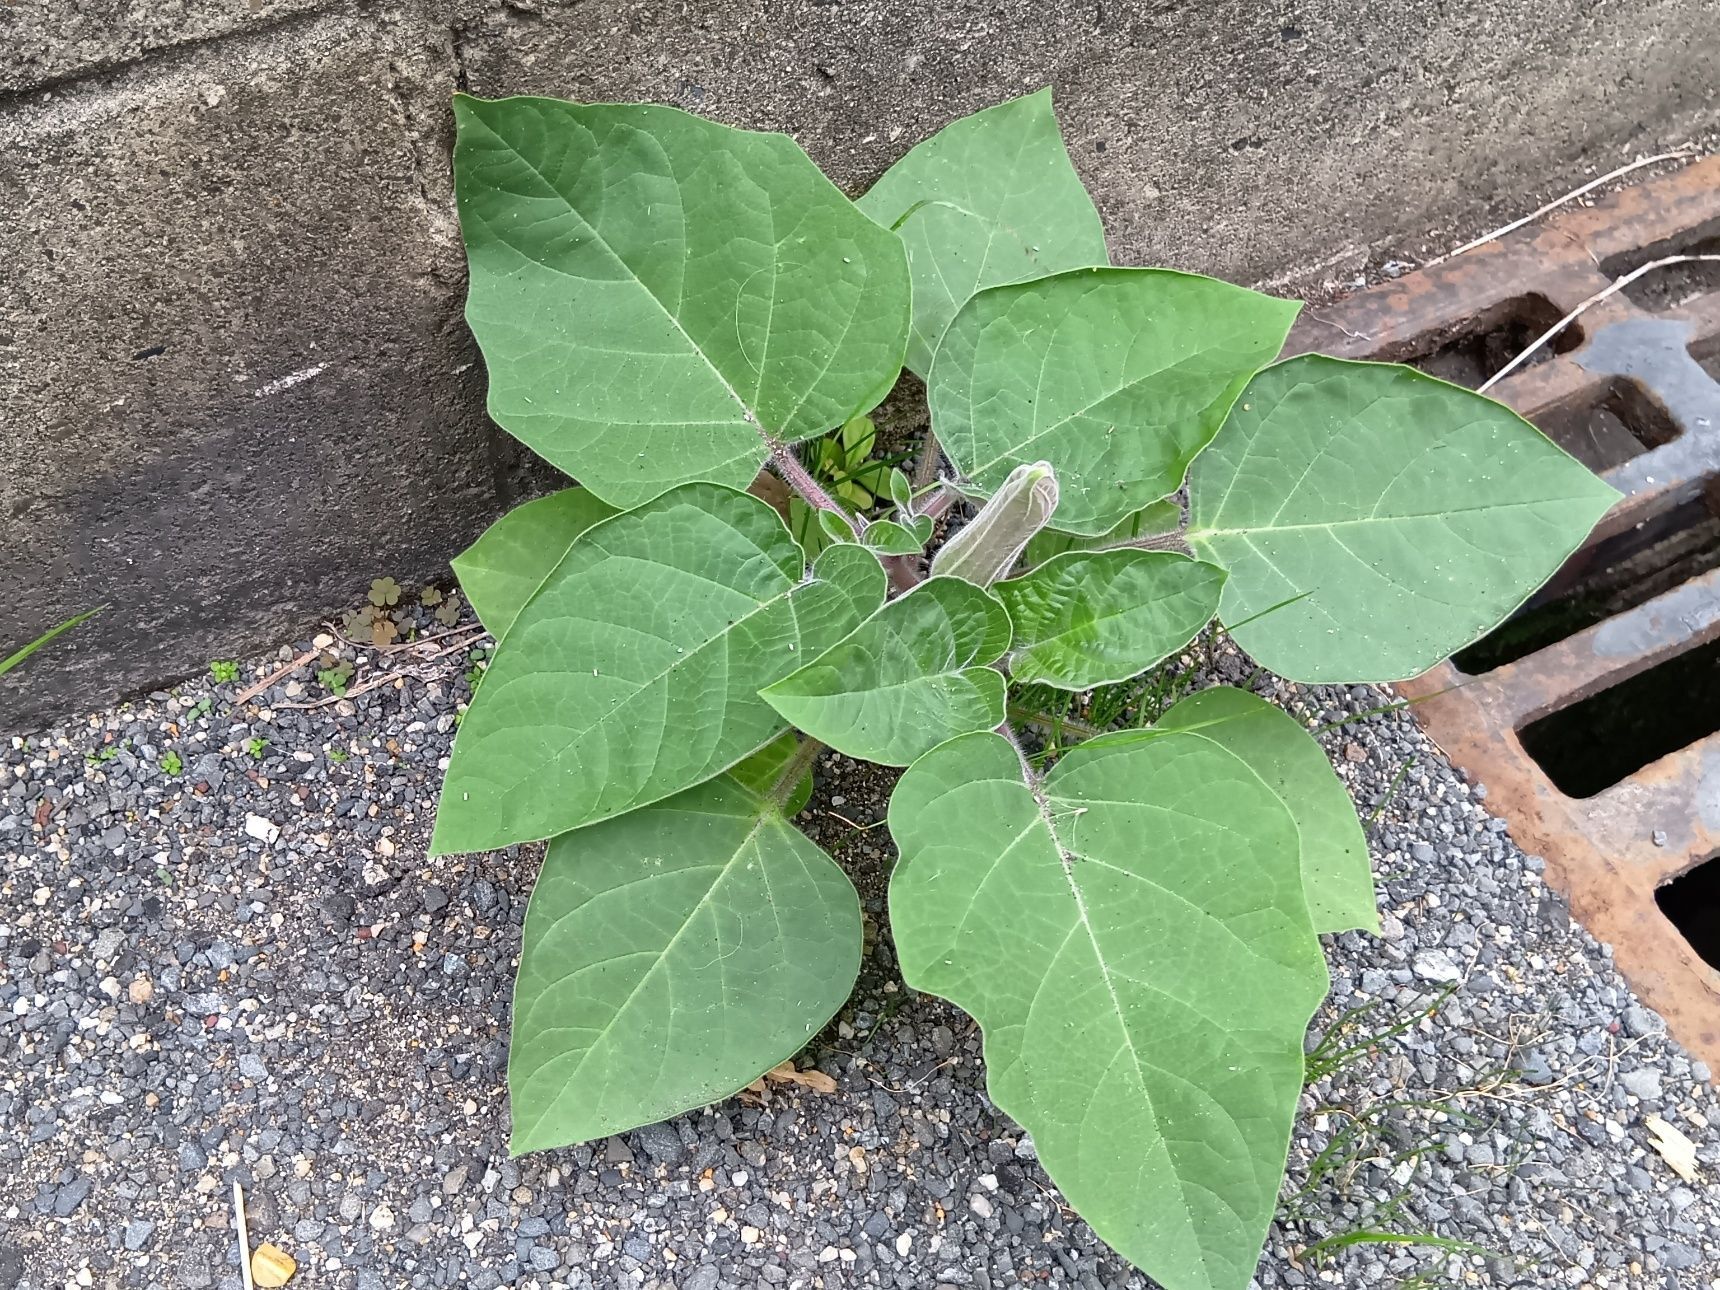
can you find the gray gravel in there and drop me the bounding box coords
[4,609,1720,1290]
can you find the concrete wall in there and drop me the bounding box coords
[2,0,1714,731]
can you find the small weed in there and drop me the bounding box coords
[209,659,240,684]
[245,737,269,758]
[88,744,120,764]
[327,747,350,764]
[159,750,183,776]
[187,696,214,721]
[369,576,403,608]
[317,661,355,696]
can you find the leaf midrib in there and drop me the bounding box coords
[519,808,780,1142]
[1190,493,1606,538]
[472,108,775,445]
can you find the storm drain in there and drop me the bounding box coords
[1281,155,1720,1065]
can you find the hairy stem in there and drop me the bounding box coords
[767,439,856,531]
[1008,705,1103,743]
[1117,528,1195,556]
[996,720,1040,787]
[882,554,924,596]
[767,735,826,811]
[913,431,945,491]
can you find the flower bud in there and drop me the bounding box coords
[930,462,1059,586]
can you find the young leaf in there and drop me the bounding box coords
[995,550,1224,689]
[451,488,619,638]
[1155,687,1377,934]
[432,485,885,854]
[728,731,816,817]
[931,268,1300,536]
[856,88,1108,376]
[761,578,1011,766]
[453,95,911,508]
[889,730,1329,1290]
[511,773,860,1152]
[818,508,858,544]
[1022,498,1183,567]
[1186,356,1621,682]
[885,467,914,513]
[861,519,925,556]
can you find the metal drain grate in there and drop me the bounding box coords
[1281,156,1720,1066]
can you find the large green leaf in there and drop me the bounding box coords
[432,485,885,854]
[452,488,619,638]
[453,95,911,508]
[1187,356,1620,682]
[889,730,1329,1290]
[1021,498,1183,568]
[511,772,860,1152]
[856,89,1108,376]
[930,268,1300,536]
[995,550,1224,689]
[761,577,1011,766]
[1157,687,1377,934]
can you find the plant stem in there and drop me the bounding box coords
[912,431,945,490]
[1116,529,1194,556]
[915,483,958,523]
[996,720,1040,787]
[767,439,856,531]
[882,554,923,596]
[1009,705,1103,743]
[767,735,825,810]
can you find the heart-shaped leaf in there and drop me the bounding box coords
[432,485,884,853]
[453,95,910,507]
[1157,686,1376,933]
[889,730,1328,1290]
[511,771,859,1152]
[856,88,1108,376]
[931,268,1299,535]
[1186,356,1620,682]
[452,488,619,638]
[996,550,1224,689]
[761,578,1010,766]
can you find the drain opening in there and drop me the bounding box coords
[1393,294,1584,389]
[1602,230,1720,312]
[1657,860,1720,970]
[1532,378,1683,473]
[1518,632,1720,798]
[1455,480,1720,674]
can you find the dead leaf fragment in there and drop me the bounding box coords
[252,1243,297,1287]
[1647,1113,1701,1182]
[764,1062,837,1094]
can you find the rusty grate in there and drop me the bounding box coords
[1281,155,1720,1067]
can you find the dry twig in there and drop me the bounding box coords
[1480,255,1720,393]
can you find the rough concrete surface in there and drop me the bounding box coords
[0,15,502,734]
[2,0,1716,733]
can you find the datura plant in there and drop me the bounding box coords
[434,89,1617,1289]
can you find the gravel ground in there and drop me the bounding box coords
[5,605,1720,1290]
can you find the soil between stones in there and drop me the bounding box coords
[3,610,1718,1290]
